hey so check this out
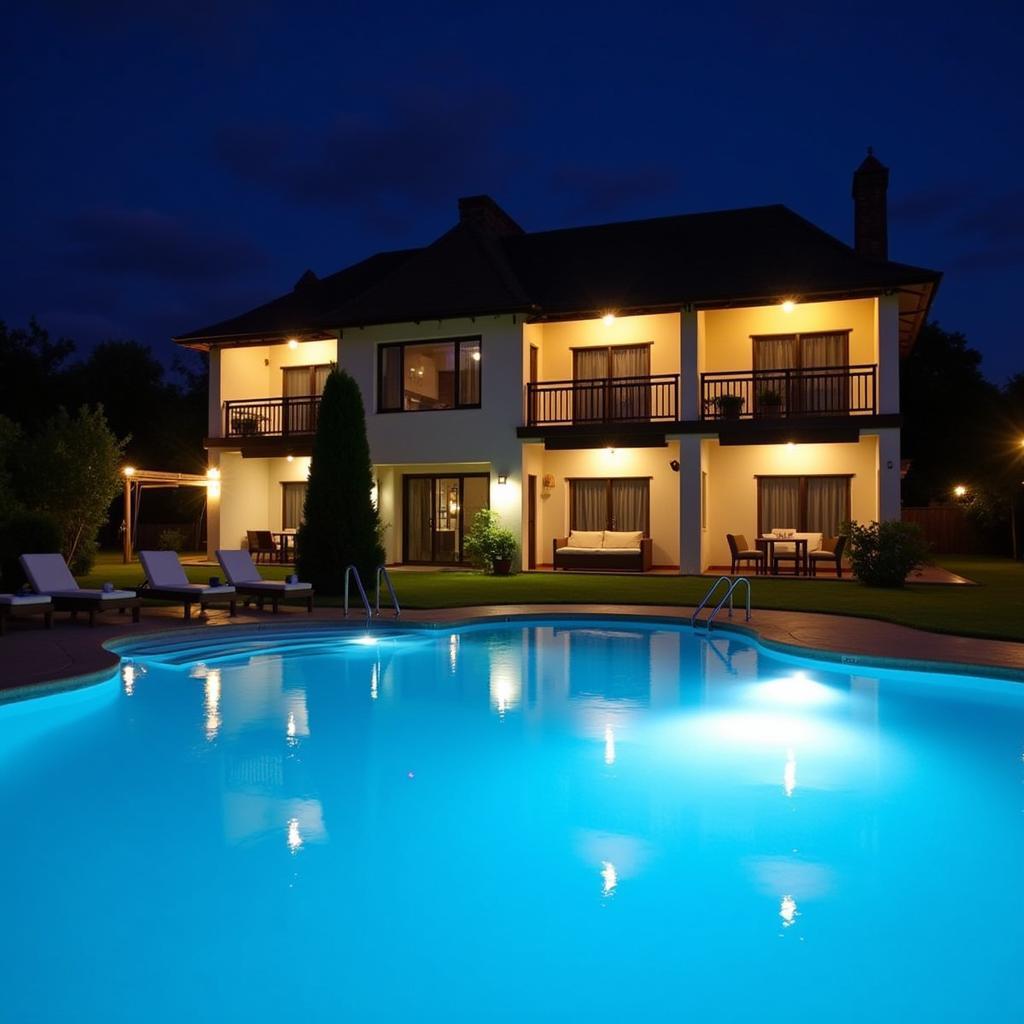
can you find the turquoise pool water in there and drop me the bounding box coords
[2,620,1023,1021]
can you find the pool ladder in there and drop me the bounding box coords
[343,565,401,621]
[690,576,751,630]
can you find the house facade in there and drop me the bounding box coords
[177,153,939,573]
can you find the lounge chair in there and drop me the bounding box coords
[19,553,142,627]
[726,534,765,575]
[216,549,314,613]
[809,535,849,577]
[137,550,237,621]
[247,530,279,565]
[0,593,53,635]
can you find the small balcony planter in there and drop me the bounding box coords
[713,393,745,420]
[231,415,264,436]
[756,389,784,418]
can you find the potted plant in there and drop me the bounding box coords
[757,389,784,417]
[231,413,264,436]
[712,393,745,420]
[464,508,518,575]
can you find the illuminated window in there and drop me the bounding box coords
[378,337,481,413]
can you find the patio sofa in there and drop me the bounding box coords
[553,530,653,572]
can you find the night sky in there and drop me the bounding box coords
[5,3,1022,379]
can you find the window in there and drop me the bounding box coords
[281,482,308,530]
[757,475,851,537]
[752,331,851,416]
[572,343,652,421]
[282,364,332,397]
[378,338,481,412]
[569,478,650,533]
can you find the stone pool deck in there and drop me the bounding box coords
[2,601,1024,701]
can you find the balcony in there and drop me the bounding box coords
[525,374,679,426]
[224,395,321,438]
[700,365,877,421]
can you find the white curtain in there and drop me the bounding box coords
[571,479,608,531]
[759,478,800,534]
[458,341,481,406]
[753,337,797,414]
[282,483,307,530]
[611,479,649,532]
[800,333,849,414]
[610,346,651,420]
[806,477,850,537]
[573,349,607,422]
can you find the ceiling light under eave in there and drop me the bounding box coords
[602,313,616,326]
[781,300,796,314]
[287,338,299,349]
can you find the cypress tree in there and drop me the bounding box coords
[296,369,383,593]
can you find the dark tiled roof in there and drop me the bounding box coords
[174,249,417,343]
[176,201,940,347]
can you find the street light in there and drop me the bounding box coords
[953,485,967,498]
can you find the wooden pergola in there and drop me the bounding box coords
[122,467,213,562]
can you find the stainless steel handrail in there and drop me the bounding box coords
[375,566,401,618]
[691,576,752,629]
[343,565,372,620]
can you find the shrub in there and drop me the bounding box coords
[0,509,63,591]
[464,508,518,573]
[158,528,186,552]
[296,369,383,593]
[845,520,930,588]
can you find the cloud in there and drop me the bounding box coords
[549,165,680,222]
[62,206,268,283]
[892,183,1024,272]
[214,87,521,220]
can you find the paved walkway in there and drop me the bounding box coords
[2,599,1023,703]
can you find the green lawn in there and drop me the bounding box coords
[81,553,1024,643]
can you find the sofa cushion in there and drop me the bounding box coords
[603,530,643,550]
[555,547,605,555]
[567,530,605,549]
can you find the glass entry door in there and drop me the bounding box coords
[402,473,490,564]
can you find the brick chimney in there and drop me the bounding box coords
[457,195,524,236]
[852,148,889,260]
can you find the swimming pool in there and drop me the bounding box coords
[2,618,1022,1021]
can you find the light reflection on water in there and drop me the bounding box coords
[2,621,1023,1020]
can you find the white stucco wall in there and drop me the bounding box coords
[700,433,880,568]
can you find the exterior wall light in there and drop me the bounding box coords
[123,465,136,477]
[206,467,221,480]
[602,313,616,325]
[287,338,299,349]
[497,474,508,485]
[286,454,294,463]
[781,300,796,313]
[953,484,967,498]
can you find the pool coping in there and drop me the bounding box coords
[5,602,1023,708]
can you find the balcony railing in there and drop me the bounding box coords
[224,395,321,438]
[700,365,877,421]
[526,374,679,426]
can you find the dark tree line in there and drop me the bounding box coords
[0,319,210,554]
[901,322,1024,554]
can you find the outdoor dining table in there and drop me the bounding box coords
[272,531,297,564]
[755,535,810,576]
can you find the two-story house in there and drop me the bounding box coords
[176,152,939,574]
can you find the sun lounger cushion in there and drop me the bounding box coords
[49,589,137,600]
[20,553,79,594]
[239,581,313,592]
[216,549,264,585]
[0,593,52,606]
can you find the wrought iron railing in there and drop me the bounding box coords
[700,365,877,420]
[526,374,679,426]
[223,395,321,437]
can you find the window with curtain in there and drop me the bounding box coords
[281,482,308,530]
[572,344,652,422]
[569,478,650,533]
[752,331,851,416]
[282,364,332,433]
[378,337,481,412]
[757,476,851,537]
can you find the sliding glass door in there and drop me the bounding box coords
[402,473,490,564]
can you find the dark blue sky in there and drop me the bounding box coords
[5,2,1022,379]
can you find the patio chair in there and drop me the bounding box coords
[19,553,142,627]
[0,593,53,635]
[247,531,279,565]
[216,549,315,613]
[809,535,848,578]
[726,534,765,575]
[137,550,237,621]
